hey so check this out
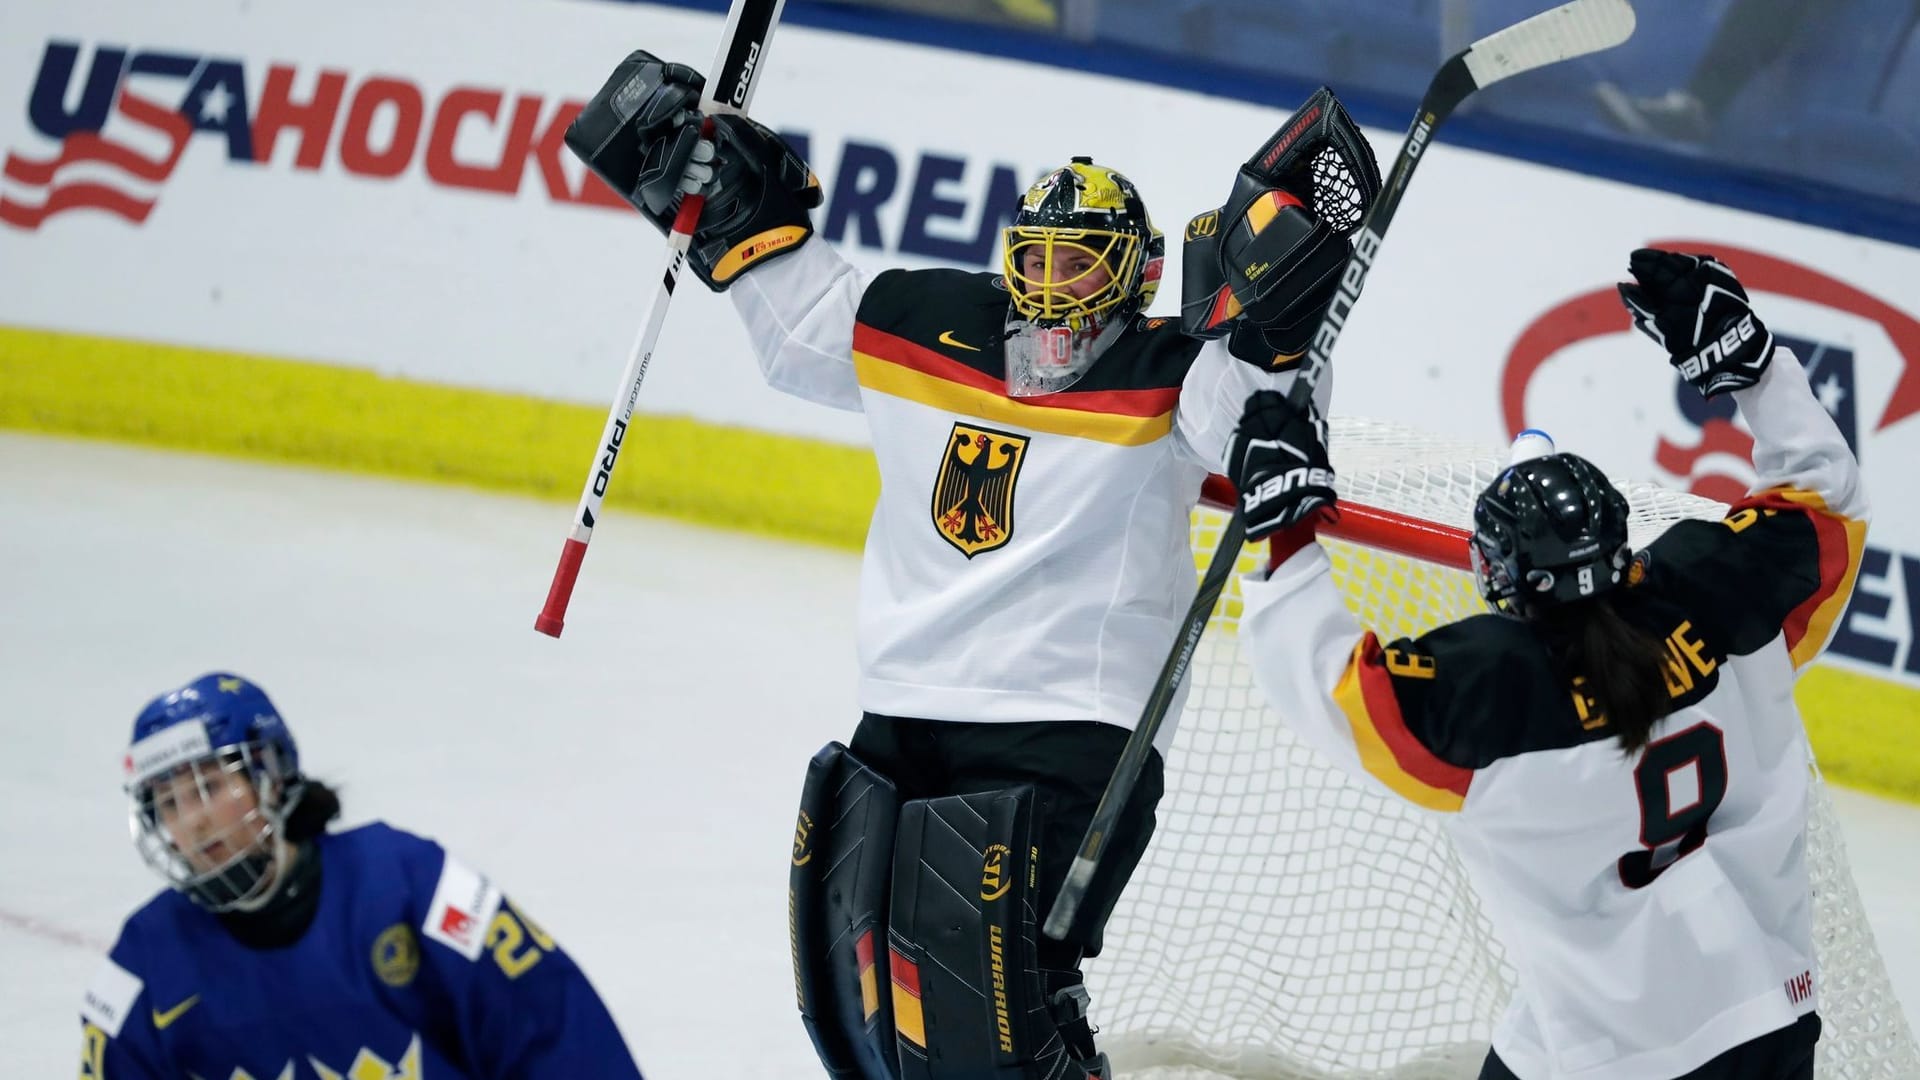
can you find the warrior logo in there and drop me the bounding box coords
[933,423,1027,558]
[980,843,1012,901]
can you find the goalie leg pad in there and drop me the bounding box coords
[791,742,902,1080]
[888,788,1106,1080]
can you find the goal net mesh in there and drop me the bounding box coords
[1090,417,1919,1080]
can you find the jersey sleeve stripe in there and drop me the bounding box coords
[1749,487,1868,669]
[1332,635,1471,812]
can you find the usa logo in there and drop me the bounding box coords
[2,40,627,231]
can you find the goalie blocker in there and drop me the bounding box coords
[792,740,1150,1079]
[565,49,821,291]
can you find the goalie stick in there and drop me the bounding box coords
[1044,0,1638,941]
[535,0,789,638]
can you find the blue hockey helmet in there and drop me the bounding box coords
[126,673,304,911]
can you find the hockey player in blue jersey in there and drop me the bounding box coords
[78,672,646,1078]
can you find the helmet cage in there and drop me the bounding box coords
[129,738,299,912]
[1003,228,1142,330]
[1001,160,1162,335]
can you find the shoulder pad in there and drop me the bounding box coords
[421,851,503,962]
[81,955,143,1038]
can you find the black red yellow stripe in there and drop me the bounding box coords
[1333,635,1473,811]
[851,325,1178,446]
[1748,487,1868,670]
[889,945,925,1050]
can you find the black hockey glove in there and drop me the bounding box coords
[1182,87,1381,371]
[566,54,821,291]
[565,51,709,220]
[685,114,822,289]
[1618,248,1775,398]
[1226,390,1337,544]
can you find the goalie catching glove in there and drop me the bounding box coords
[565,49,821,291]
[1618,248,1775,398]
[1182,87,1382,370]
[1226,390,1337,559]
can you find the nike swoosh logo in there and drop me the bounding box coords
[937,330,980,352]
[152,994,199,1030]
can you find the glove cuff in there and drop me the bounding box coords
[1261,517,1324,564]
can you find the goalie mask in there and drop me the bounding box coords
[1001,158,1164,396]
[1471,453,1632,619]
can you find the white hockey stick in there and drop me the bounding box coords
[536,0,789,638]
[1044,0,1638,941]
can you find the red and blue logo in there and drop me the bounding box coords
[2,40,628,230]
[1505,240,1920,684]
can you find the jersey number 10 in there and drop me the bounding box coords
[1618,722,1729,890]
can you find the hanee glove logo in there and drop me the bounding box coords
[1678,312,1759,381]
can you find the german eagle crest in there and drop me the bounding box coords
[932,423,1028,557]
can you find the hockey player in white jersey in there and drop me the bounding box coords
[1225,248,1866,1080]
[566,52,1379,1079]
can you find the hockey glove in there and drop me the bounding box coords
[1618,248,1775,398]
[566,51,710,220]
[683,114,822,290]
[565,55,821,291]
[1182,87,1381,371]
[1226,390,1337,548]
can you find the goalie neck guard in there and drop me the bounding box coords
[1001,158,1164,396]
[1470,453,1632,618]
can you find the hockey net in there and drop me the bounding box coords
[1090,416,1919,1080]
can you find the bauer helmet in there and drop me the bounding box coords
[1000,157,1164,395]
[1470,453,1632,619]
[126,673,306,912]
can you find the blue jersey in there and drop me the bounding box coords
[78,822,644,1079]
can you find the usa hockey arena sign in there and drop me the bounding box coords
[2,0,1916,734]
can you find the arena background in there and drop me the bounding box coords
[5,0,1914,799]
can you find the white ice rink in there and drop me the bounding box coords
[3,431,1916,1077]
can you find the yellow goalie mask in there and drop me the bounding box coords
[1000,158,1164,396]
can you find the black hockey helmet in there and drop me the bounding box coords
[1470,453,1632,618]
[1002,157,1164,332]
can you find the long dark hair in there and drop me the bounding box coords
[281,778,343,842]
[1537,595,1672,753]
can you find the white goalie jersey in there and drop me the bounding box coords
[731,240,1302,742]
[1240,354,1868,1079]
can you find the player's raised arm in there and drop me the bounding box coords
[1223,389,1497,811]
[1619,248,1869,664]
[1172,88,1381,467]
[570,51,864,411]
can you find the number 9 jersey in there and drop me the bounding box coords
[78,822,644,1079]
[1237,353,1867,1080]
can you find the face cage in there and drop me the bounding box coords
[1469,534,1526,617]
[130,742,292,912]
[1002,228,1140,330]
